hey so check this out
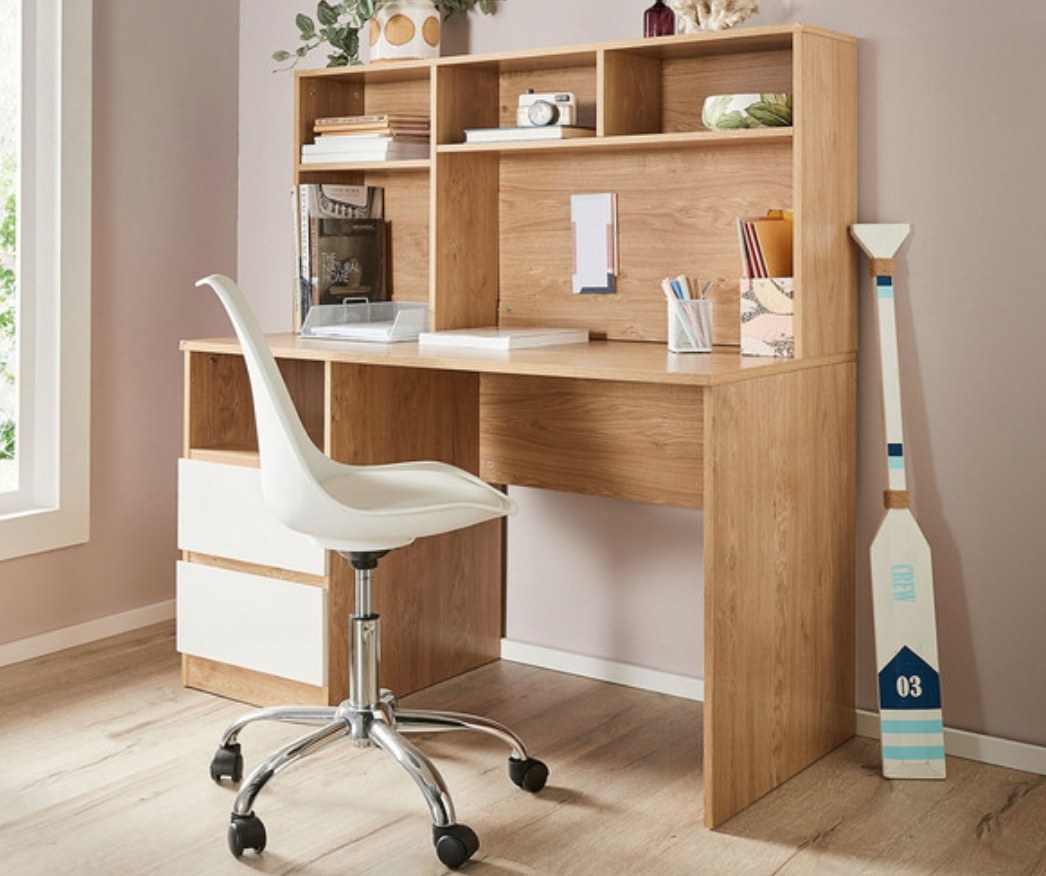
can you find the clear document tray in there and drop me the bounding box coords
[300,300,429,343]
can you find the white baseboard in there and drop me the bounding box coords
[500,639,704,702]
[0,600,176,668]
[501,639,1045,777]
[856,709,1046,776]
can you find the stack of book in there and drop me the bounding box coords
[301,113,430,164]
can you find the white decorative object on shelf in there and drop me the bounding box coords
[370,0,441,62]
[667,0,760,32]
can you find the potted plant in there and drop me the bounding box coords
[274,0,502,69]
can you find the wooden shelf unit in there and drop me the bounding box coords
[291,23,855,352]
[179,24,857,829]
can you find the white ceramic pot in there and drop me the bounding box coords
[370,0,441,63]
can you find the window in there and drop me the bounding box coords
[0,0,91,560]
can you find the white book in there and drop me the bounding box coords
[417,326,589,351]
[301,144,431,164]
[464,125,595,144]
[308,133,430,149]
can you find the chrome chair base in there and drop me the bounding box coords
[210,557,548,870]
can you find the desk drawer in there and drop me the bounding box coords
[176,561,327,686]
[178,458,328,575]
[479,375,704,508]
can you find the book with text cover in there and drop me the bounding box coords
[297,184,385,330]
[314,218,388,307]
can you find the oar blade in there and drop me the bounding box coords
[870,508,946,779]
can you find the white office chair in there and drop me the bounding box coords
[196,275,548,870]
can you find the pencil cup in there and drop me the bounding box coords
[667,298,713,353]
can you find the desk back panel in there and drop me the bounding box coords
[480,374,703,508]
[496,143,792,346]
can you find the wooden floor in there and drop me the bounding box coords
[1,623,1043,875]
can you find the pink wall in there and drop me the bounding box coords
[236,0,1046,749]
[0,1,239,642]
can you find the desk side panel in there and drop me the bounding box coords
[703,361,855,826]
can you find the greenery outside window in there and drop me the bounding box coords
[0,0,91,560]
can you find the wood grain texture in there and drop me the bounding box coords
[497,63,599,131]
[480,374,704,508]
[185,351,256,454]
[433,152,500,330]
[7,626,1046,875]
[434,64,499,146]
[183,334,852,387]
[182,653,330,706]
[793,29,858,357]
[184,352,325,455]
[327,363,502,695]
[661,49,793,133]
[497,142,791,344]
[600,50,662,136]
[703,360,856,826]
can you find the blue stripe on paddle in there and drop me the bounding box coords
[881,719,944,734]
[883,745,946,760]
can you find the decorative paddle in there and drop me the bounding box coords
[851,223,946,779]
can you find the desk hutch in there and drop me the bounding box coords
[177,24,858,827]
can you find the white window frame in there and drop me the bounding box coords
[0,0,91,560]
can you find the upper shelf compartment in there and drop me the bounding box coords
[601,30,793,137]
[432,26,797,146]
[433,48,599,147]
[294,60,433,177]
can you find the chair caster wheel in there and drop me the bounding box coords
[433,823,479,869]
[228,812,266,857]
[509,756,549,793]
[210,742,243,783]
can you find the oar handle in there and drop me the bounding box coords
[850,223,912,496]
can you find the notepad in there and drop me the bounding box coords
[417,327,589,351]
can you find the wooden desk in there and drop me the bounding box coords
[179,335,856,827]
[181,23,858,829]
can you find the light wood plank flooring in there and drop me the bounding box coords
[0,622,1043,875]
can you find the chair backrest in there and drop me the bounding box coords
[195,275,337,530]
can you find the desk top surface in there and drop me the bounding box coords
[182,335,854,387]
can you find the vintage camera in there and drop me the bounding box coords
[517,89,577,127]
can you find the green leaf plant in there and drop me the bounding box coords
[274,0,502,70]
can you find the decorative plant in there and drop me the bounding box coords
[274,0,502,69]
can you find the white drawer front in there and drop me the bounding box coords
[178,458,327,576]
[176,561,327,686]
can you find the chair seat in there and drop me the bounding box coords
[292,459,516,554]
